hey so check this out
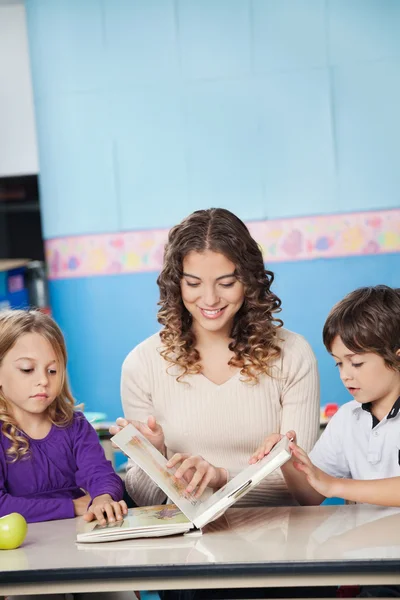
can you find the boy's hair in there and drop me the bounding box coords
[323,285,400,371]
[0,309,75,462]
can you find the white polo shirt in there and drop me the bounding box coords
[309,398,400,480]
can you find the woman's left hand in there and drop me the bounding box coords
[249,430,296,464]
[166,454,228,498]
[83,494,128,526]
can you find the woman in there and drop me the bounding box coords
[111,208,320,507]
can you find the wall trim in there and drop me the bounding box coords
[45,209,400,280]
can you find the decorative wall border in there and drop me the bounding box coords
[45,209,400,280]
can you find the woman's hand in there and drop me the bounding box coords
[82,494,128,526]
[166,454,228,498]
[109,415,165,455]
[289,442,336,498]
[249,430,296,464]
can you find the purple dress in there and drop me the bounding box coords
[0,412,124,523]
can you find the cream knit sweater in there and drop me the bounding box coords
[122,328,320,507]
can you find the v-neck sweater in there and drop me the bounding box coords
[121,328,320,507]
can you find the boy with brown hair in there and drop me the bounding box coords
[251,285,400,507]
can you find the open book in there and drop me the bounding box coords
[76,424,291,543]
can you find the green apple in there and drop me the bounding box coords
[0,512,28,550]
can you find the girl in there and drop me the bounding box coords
[0,309,126,525]
[111,208,320,506]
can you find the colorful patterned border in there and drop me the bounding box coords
[45,209,400,280]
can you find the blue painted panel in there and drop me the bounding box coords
[253,0,327,72]
[333,61,400,212]
[274,253,400,407]
[177,0,251,80]
[25,0,105,97]
[112,87,189,230]
[0,272,6,298]
[49,253,400,423]
[184,81,264,220]
[103,0,179,86]
[34,93,118,239]
[328,0,400,65]
[257,70,336,218]
[49,272,160,420]
[26,0,400,230]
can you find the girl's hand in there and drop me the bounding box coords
[73,494,91,516]
[166,454,228,498]
[289,442,336,498]
[249,430,296,464]
[109,415,165,454]
[83,494,128,526]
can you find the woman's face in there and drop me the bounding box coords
[180,250,245,337]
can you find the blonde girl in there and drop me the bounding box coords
[0,309,126,525]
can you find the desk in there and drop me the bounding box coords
[1,505,400,597]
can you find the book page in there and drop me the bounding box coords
[111,424,201,522]
[77,504,193,542]
[191,436,291,528]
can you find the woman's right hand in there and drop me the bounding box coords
[166,454,228,498]
[109,415,165,455]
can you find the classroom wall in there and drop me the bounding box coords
[24,0,400,418]
[0,1,38,176]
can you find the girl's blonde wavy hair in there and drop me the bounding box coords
[0,309,75,462]
[157,208,283,383]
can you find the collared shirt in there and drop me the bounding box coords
[309,397,400,480]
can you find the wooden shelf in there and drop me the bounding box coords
[0,201,39,213]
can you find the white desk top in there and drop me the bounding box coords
[1,504,400,594]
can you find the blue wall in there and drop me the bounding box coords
[25,0,400,418]
[26,0,400,239]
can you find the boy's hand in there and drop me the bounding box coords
[110,415,165,455]
[249,430,296,464]
[83,494,128,526]
[166,454,228,498]
[289,442,337,498]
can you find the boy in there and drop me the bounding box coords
[251,285,400,507]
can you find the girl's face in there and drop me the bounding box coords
[180,250,245,337]
[331,335,400,410]
[0,332,60,421]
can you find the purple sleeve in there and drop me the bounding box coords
[72,414,124,502]
[0,451,75,524]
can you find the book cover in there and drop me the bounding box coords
[114,424,291,527]
[77,504,193,543]
[77,425,291,543]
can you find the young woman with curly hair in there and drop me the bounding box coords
[111,208,320,507]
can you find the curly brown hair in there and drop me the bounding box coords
[323,285,400,371]
[157,208,283,382]
[0,310,75,462]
